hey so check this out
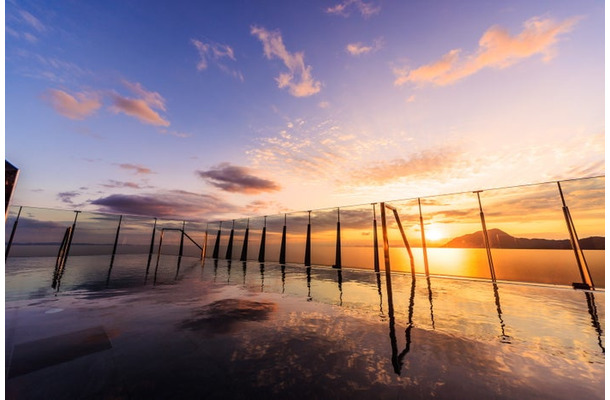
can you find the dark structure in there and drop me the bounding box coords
[5,160,19,217]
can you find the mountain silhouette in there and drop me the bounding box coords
[442,228,605,250]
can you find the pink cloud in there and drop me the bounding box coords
[109,81,170,126]
[117,163,154,174]
[394,16,580,87]
[43,89,101,120]
[110,95,169,126]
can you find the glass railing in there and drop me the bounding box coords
[5,175,604,288]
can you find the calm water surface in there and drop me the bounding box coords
[5,254,605,399]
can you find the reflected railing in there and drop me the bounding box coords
[5,175,605,289]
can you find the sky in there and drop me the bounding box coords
[4,0,605,223]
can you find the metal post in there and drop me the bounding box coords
[279,214,287,264]
[557,182,594,289]
[5,206,22,260]
[475,191,497,282]
[226,220,235,260]
[153,229,165,285]
[304,211,312,266]
[333,208,342,269]
[178,220,185,259]
[202,224,209,262]
[212,222,222,259]
[418,199,430,277]
[107,215,123,285]
[258,216,266,262]
[61,210,80,272]
[372,204,380,273]
[52,227,71,290]
[380,203,393,311]
[240,219,249,262]
[146,218,157,274]
[391,208,415,277]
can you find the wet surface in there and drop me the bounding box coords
[5,255,605,399]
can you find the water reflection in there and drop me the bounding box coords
[375,272,384,318]
[336,269,343,306]
[281,264,286,294]
[425,276,435,329]
[242,262,247,285]
[260,263,265,292]
[492,282,511,343]
[584,292,604,353]
[306,266,312,301]
[385,271,416,375]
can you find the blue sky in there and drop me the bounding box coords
[5,0,605,221]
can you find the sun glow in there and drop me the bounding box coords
[425,226,446,242]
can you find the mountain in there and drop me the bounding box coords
[442,228,605,250]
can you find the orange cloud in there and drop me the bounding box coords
[251,26,321,97]
[395,16,580,86]
[43,89,101,120]
[352,148,464,185]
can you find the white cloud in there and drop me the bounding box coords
[251,26,321,97]
[346,38,383,55]
[326,0,381,18]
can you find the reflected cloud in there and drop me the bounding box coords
[179,298,276,334]
[395,15,580,86]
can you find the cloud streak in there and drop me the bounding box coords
[43,89,102,119]
[197,163,280,194]
[109,80,170,126]
[192,39,244,81]
[326,0,381,18]
[251,26,321,97]
[90,191,233,220]
[118,163,154,174]
[346,38,383,56]
[394,15,580,86]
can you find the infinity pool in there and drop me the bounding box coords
[5,255,605,399]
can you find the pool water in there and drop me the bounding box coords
[5,255,605,399]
